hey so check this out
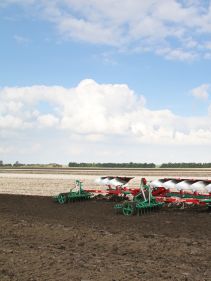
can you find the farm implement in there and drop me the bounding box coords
[114,178,164,216]
[85,176,140,200]
[150,178,211,208]
[53,176,211,216]
[54,176,140,204]
[115,177,211,216]
[53,180,91,204]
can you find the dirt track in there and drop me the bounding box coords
[0,194,211,281]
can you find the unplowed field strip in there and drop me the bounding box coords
[1,167,211,176]
[0,168,211,196]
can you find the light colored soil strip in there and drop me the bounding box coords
[0,173,210,196]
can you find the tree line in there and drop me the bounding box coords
[68,162,211,168]
[0,161,62,168]
[68,162,156,168]
[160,162,211,168]
[1,161,211,168]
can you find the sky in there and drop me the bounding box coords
[1,0,211,164]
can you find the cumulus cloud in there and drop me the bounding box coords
[1,79,211,147]
[2,0,211,60]
[191,84,210,100]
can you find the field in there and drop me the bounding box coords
[0,169,211,281]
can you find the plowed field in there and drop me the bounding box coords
[0,194,211,281]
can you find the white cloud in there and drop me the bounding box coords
[1,79,211,146]
[0,115,23,129]
[57,16,121,46]
[1,79,211,163]
[2,0,211,60]
[191,84,210,99]
[156,47,197,61]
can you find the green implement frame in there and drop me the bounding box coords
[53,180,91,204]
[114,180,164,216]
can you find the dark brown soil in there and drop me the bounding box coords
[0,194,211,281]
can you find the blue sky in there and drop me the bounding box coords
[1,1,211,164]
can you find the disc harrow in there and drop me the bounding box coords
[114,178,164,216]
[54,180,91,204]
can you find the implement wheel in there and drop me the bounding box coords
[58,194,67,204]
[123,202,136,216]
